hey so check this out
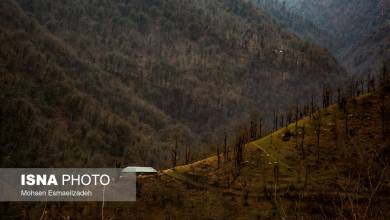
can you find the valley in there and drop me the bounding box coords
[0,0,388,219]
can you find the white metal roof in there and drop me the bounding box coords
[121,166,157,173]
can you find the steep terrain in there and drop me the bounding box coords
[126,84,390,220]
[0,0,346,168]
[343,21,389,76]
[285,0,389,76]
[0,0,171,168]
[251,0,336,52]
[10,79,390,219]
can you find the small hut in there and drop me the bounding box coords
[121,166,157,176]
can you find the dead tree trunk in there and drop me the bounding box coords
[217,145,220,168]
[380,93,387,140]
[301,125,305,160]
[224,131,228,161]
[171,136,178,167]
[314,113,321,161]
[185,145,190,164]
[259,118,263,138]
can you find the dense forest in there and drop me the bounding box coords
[251,0,336,51]
[283,0,389,76]
[0,0,389,219]
[1,0,345,168]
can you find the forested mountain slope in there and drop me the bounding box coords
[285,0,389,76]
[251,0,336,52]
[12,80,390,219]
[1,0,346,168]
[0,0,176,168]
[343,19,389,76]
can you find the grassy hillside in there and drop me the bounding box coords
[0,0,347,168]
[125,86,390,219]
[12,84,389,219]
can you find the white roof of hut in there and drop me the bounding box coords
[121,166,157,173]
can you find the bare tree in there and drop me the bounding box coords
[311,95,315,118]
[380,92,387,140]
[280,114,284,128]
[250,119,257,141]
[345,108,349,136]
[294,104,299,149]
[234,133,245,174]
[224,130,228,162]
[295,103,299,132]
[313,113,321,161]
[273,110,278,132]
[322,85,332,108]
[300,124,305,160]
[171,136,178,167]
[217,145,220,168]
[185,145,191,164]
[259,118,263,138]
